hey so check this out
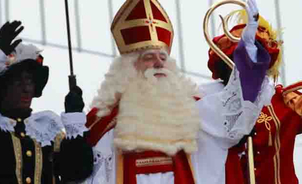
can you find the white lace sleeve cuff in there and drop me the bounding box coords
[0,115,16,132]
[25,111,65,147]
[61,112,88,139]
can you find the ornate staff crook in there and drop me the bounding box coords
[203,0,247,69]
[203,1,256,184]
[64,0,77,90]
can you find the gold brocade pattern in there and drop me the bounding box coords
[267,105,281,184]
[257,112,273,146]
[11,133,23,184]
[34,140,43,184]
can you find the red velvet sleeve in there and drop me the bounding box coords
[86,106,119,146]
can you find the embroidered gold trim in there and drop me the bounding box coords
[268,105,281,184]
[116,150,124,184]
[53,132,65,184]
[136,157,172,167]
[54,131,66,152]
[34,139,43,184]
[11,133,23,184]
[115,151,195,184]
[257,112,273,146]
[257,112,273,131]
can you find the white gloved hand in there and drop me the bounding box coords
[242,0,259,63]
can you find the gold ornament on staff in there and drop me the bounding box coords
[203,0,247,69]
[203,1,256,184]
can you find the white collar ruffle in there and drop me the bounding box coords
[0,110,65,147]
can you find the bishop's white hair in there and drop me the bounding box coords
[90,52,198,118]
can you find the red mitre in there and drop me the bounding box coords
[111,0,174,55]
[208,24,281,80]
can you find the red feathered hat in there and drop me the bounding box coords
[208,24,281,80]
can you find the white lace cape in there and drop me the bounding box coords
[192,67,274,184]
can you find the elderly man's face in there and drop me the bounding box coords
[135,49,169,78]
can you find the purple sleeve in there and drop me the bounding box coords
[233,39,271,102]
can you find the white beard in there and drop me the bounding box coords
[90,54,200,155]
[114,67,201,156]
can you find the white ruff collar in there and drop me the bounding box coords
[0,111,65,147]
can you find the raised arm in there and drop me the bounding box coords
[198,0,274,148]
[54,86,94,183]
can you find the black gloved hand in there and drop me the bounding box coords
[65,86,85,113]
[0,20,24,55]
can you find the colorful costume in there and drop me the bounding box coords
[206,10,301,184]
[83,0,273,184]
[225,83,302,184]
[0,43,93,183]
